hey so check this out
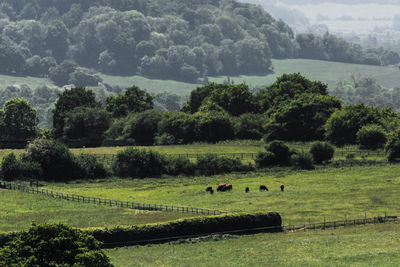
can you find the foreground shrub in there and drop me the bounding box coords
[75,154,108,179]
[89,212,282,245]
[196,154,253,176]
[0,223,112,266]
[385,131,400,162]
[356,124,387,149]
[112,148,166,178]
[292,151,315,170]
[22,139,78,181]
[309,141,335,164]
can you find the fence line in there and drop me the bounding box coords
[0,181,228,216]
[100,214,398,248]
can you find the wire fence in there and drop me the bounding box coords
[0,181,228,216]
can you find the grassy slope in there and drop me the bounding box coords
[106,223,400,266]
[44,165,400,225]
[2,59,399,95]
[0,189,192,233]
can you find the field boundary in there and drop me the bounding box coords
[99,214,398,247]
[0,181,228,216]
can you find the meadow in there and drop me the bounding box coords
[0,189,192,233]
[43,164,400,226]
[106,223,400,266]
[2,59,400,96]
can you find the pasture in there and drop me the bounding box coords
[0,189,191,233]
[106,223,400,266]
[43,164,400,225]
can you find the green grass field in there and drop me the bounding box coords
[106,223,400,266]
[2,59,400,96]
[44,164,400,225]
[0,189,192,233]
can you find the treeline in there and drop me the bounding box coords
[4,73,400,154]
[0,0,398,84]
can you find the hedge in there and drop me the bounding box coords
[87,212,282,247]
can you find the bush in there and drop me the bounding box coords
[309,141,335,164]
[356,124,387,149]
[22,139,78,181]
[196,154,253,176]
[164,156,195,176]
[385,131,400,162]
[0,223,112,266]
[266,141,291,166]
[255,151,275,168]
[112,148,166,178]
[292,151,315,170]
[74,154,108,180]
[89,212,282,245]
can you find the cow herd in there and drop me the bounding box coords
[206,184,285,194]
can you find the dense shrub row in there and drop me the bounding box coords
[88,212,282,246]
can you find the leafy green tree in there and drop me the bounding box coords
[106,85,153,118]
[68,68,103,87]
[157,112,197,144]
[356,124,387,150]
[1,98,38,141]
[48,60,77,86]
[193,111,235,143]
[123,110,165,145]
[265,94,341,141]
[63,107,111,147]
[256,73,328,112]
[385,130,400,162]
[234,113,265,140]
[324,104,384,146]
[309,141,334,164]
[0,223,113,267]
[53,87,100,138]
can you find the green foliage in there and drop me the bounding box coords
[164,156,195,176]
[324,104,384,146]
[255,151,276,168]
[69,67,103,87]
[22,139,78,181]
[89,212,282,245]
[356,124,387,150]
[112,148,166,178]
[234,113,265,140]
[157,112,197,144]
[292,151,315,170]
[106,85,153,118]
[265,140,292,166]
[63,107,111,147]
[122,110,165,145]
[196,154,253,176]
[265,94,341,141]
[0,98,38,141]
[74,154,108,180]
[385,130,400,162]
[193,112,235,143]
[53,87,100,138]
[309,142,335,164]
[1,153,20,181]
[0,223,113,267]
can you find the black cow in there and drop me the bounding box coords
[280,184,285,192]
[206,186,213,192]
[259,185,268,191]
[245,187,249,193]
[210,189,214,194]
[217,184,226,192]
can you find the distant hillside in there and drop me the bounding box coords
[0,0,397,86]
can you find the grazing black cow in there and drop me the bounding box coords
[206,186,213,192]
[210,189,214,194]
[245,187,249,193]
[259,185,268,191]
[225,184,232,191]
[217,184,226,192]
[280,184,285,192]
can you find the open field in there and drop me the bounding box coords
[2,59,400,96]
[0,189,192,233]
[44,164,400,225]
[106,223,400,266]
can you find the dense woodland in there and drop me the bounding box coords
[0,0,398,86]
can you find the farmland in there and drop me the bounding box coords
[106,223,400,266]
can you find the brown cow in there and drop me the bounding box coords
[217,184,226,192]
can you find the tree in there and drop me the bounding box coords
[264,94,341,141]
[106,85,153,118]
[1,98,38,141]
[48,60,77,86]
[157,112,197,144]
[309,141,334,164]
[356,124,387,150]
[53,87,100,138]
[0,223,113,267]
[193,111,235,143]
[68,68,103,87]
[123,110,165,145]
[63,107,111,147]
